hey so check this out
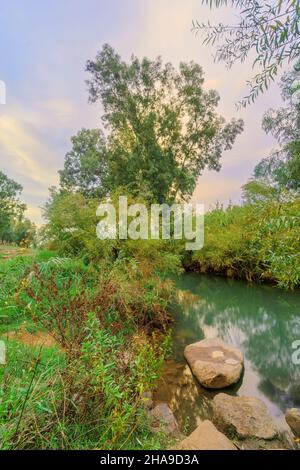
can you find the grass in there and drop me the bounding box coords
[0,249,57,335]
[1,336,166,450]
[0,340,65,449]
[0,249,174,450]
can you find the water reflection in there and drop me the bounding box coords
[154,274,300,431]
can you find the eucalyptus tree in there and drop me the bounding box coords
[85,44,243,203]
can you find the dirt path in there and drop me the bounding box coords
[0,245,34,260]
[5,329,58,348]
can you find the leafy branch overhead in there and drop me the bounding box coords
[243,60,300,200]
[194,0,300,106]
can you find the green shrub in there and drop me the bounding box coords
[189,197,300,289]
[0,253,175,449]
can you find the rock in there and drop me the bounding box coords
[285,408,300,437]
[184,337,244,389]
[150,403,178,435]
[142,391,153,410]
[212,394,278,440]
[173,420,237,450]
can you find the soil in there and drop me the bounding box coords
[5,329,57,348]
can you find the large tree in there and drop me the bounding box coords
[85,44,243,202]
[195,0,300,106]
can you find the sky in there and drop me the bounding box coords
[0,0,286,225]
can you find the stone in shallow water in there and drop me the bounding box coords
[184,337,244,389]
[172,420,237,450]
[285,408,300,437]
[142,391,153,410]
[212,393,278,440]
[150,403,179,435]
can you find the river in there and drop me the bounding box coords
[154,273,300,435]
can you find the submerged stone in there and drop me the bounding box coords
[150,403,179,435]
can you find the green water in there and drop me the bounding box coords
[154,273,300,433]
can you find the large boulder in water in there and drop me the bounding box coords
[184,337,244,389]
[212,393,278,440]
[285,408,300,437]
[173,420,237,450]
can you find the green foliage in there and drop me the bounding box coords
[189,197,300,289]
[44,189,183,276]
[43,189,102,257]
[0,340,65,449]
[59,128,109,198]
[242,180,279,204]
[23,256,176,342]
[85,44,243,202]
[0,171,23,215]
[9,218,36,246]
[0,171,30,244]
[0,253,174,449]
[196,0,300,105]
[0,250,58,333]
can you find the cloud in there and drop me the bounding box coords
[0,113,58,185]
[33,99,78,124]
[0,101,66,224]
[0,92,99,223]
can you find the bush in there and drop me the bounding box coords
[188,197,300,289]
[0,255,175,449]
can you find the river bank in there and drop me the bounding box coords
[183,198,300,291]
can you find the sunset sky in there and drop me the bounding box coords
[0,0,286,225]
